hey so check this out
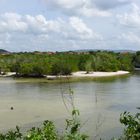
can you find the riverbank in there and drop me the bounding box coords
[0,71,130,79]
[72,71,130,77]
[46,71,130,79]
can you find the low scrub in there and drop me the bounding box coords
[0,112,140,140]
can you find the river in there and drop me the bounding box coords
[0,72,140,139]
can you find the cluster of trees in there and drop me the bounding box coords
[133,51,140,68]
[0,51,136,77]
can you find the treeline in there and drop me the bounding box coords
[0,51,139,77]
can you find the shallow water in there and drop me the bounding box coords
[0,73,140,139]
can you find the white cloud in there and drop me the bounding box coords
[45,0,111,17]
[78,6,111,17]
[50,0,83,9]
[70,17,92,34]
[44,0,133,17]
[2,13,21,20]
[0,12,102,51]
[0,13,62,34]
[117,3,140,27]
[0,13,28,32]
[120,32,140,45]
[94,0,132,10]
[69,17,101,40]
[25,15,60,34]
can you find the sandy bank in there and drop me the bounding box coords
[0,72,16,77]
[0,71,129,78]
[46,71,130,79]
[71,71,130,77]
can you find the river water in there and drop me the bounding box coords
[0,72,140,139]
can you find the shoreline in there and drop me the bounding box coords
[0,71,130,78]
[71,71,130,77]
[45,71,130,80]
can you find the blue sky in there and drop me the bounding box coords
[0,0,140,52]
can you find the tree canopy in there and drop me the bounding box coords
[0,51,136,77]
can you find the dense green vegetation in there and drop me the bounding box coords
[0,51,137,77]
[0,111,139,140]
[0,109,88,140]
[0,50,140,76]
[119,112,140,140]
[133,51,140,68]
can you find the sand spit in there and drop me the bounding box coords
[72,71,130,77]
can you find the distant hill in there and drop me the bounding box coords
[0,49,10,54]
[71,49,136,53]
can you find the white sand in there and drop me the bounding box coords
[0,71,129,78]
[47,71,129,79]
[0,72,16,77]
[72,71,129,77]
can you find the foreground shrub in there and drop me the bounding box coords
[0,121,58,140]
[63,109,88,140]
[0,110,139,140]
[119,112,140,140]
[0,126,22,140]
[0,110,88,140]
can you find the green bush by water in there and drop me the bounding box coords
[0,111,140,140]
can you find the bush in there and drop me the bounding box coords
[0,111,88,140]
[119,112,140,140]
[61,64,72,75]
[25,121,58,140]
[0,121,58,140]
[51,62,72,75]
[63,109,88,140]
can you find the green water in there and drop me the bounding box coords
[0,73,140,139]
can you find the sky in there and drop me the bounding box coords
[0,0,140,52]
